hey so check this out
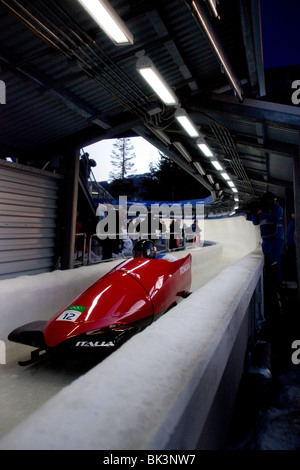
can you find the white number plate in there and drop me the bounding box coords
[56,305,86,322]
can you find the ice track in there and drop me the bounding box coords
[0,216,260,442]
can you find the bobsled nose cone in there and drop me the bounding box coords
[8,321,47,349]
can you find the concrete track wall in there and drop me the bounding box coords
[0,215,259,339]
[0,215,262,449]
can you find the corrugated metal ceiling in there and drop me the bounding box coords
[0,0,299,214]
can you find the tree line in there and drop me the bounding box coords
[103,138,210,202]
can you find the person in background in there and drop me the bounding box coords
[252,192,284,288]
[79,152,96,186]
[191,218,202,247]
[169,218,181,250]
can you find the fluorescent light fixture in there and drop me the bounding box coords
[173,142,192,162]
[207,0,220,19]
[147,126,171,145]
[196,138,213,157]
[211,160,223,171]
[193,161,205,175]
[175,108,199,137]
[221,172,230,180]
[136,55,178,105]
[226,179,238,193]
[189,0,243,102]
[76,0,133,45]
[198,143,213,157]
[207,174,215,184]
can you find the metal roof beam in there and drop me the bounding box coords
[235,138,298,159]
[205,93,300,127]
[246,171,293,190]
[39,115,143,154]
[238,0,266,97]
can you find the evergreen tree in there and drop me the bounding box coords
[109,138,136,180]
[105,147,210,201]
[148,152,210,201]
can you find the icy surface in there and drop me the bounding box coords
[0,252,263,449]
[0,216,261,448]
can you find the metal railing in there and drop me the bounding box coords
[74,232,204,267]
[74,232,87,267]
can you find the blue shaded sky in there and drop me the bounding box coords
[260,0,299,69]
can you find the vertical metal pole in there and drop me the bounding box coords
[293,135,300,301]
[61,146,80,270]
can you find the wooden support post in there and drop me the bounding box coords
[60,146,80,270]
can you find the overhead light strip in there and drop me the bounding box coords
[175,108,199,137]
[197,140,213,157]
[76,0,134,45]
[193,161,205,175]
[136,54,178,106]
[211,160,223,171]
[221,172,230,180]
[207,174,214,184]
[186,0,243,101]
[173,142,192,162]
[206,0,220,19]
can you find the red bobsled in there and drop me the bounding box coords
[8,248,191,364]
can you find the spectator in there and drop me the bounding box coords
[169,218,181,250]
[79,152,96,186]
[191,219,202,247]
[252,192,284,287]
[120,228,133,257]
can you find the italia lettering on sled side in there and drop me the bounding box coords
[75,341,114,348]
